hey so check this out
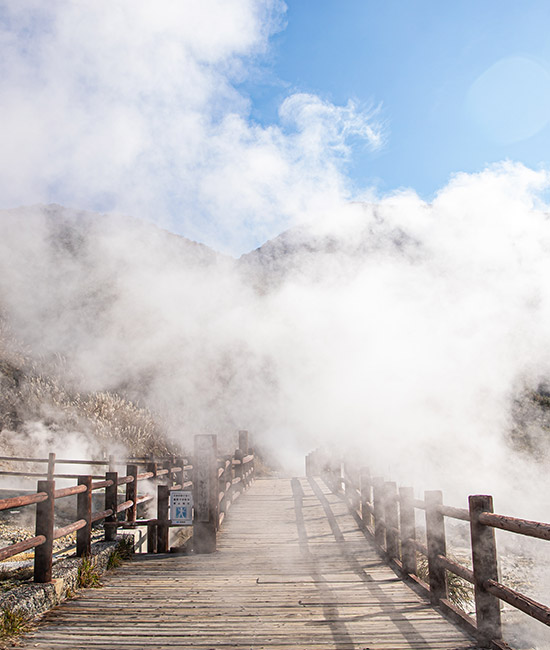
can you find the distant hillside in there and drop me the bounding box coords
[0,203,548,463]
[0,318,173,459]
[0,204,246,450]
[238,204,420,290]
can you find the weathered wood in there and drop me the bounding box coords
[22,478,476,650]
[147,522,157,553]
[485,578,550,627]
[125,464,138,523]
[360,467,372,529]
[469,494,502,646]
[425,490,447,604]
[372,476,386,548]
[47,452,56,481]
[34,479,55,583]
[76,475,92,557]
[478,511,550,541]
[54,519,86,540]
[437,554,474,584]
[438,504,470,521]
[156,485,169,553]
[0,535,46,562]
[193,434,218,553]
[399,486,417,576]
[0,491,48,512]
[238,430,249,454]
[53,484,88,499]
[384,481,400,560]
[104,471,118,542]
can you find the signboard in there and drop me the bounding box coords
[169,490,193,525]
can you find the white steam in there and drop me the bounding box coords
[1,163,550,520]
[0,0,382,254]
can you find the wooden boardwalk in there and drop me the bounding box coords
[21,477,480,649]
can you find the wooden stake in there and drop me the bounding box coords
[76,475,92,557]
[469,494,502,646]
[34,480,55,583]
[399,486,417,576]
[193,434,218,553]
[425,490,447,604]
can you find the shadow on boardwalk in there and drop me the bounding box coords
[20,477,480,649]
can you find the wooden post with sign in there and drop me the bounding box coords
[193,434,218,553]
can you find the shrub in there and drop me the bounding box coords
[77,558,102,588]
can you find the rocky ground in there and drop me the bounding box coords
[0,514,105,593]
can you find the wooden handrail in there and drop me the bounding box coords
[54,484,88,499]
[485,579,550,626]
[0,491,48,511]
[0,436,255,578]
[0,535,46,562]
[311,447,550,648]
[54,519,87,540]
[478,511,550,541]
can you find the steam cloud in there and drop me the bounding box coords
[1,1,550,534]
[0,0,382,254]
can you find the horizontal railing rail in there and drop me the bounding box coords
[306,448,550,650]
[0,432,255,580]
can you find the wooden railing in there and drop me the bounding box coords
[0,431,254,581]
[306,449,549,650]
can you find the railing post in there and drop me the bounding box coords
[193,434,218,553]
[176,457,185,488]
[156,484,169,553]
[146,461,158,479]
[360,468,372,529]
[34,479,55,583]
[47,452,56,481]
[384,481,400,561]
[372,476,386,548]
[238,430,249,454]
[76,475,92,557]
[425,490,447,604]
[399,486,417,576]
[163,459,172,487]
[249,447,255,484]
[147,523,157,553]
[469,494,502,646]
[105,471,118,541]
[126,464,138,524]
[234,448,244,488]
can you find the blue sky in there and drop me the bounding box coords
[244,0,550,200]
[2,2,550,253]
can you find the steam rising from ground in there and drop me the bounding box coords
[2,5,550,644]
[1,163,550,521]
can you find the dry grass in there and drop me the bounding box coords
[0,318,173,457]
[77,558,102,588]
[416,554,473,609]
[0,608,28,640]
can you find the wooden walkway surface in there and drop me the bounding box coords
[21,477,480,649]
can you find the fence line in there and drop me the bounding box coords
[0,431,255,582]
[306,448,549,650]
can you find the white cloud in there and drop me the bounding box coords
[0,0,383,254]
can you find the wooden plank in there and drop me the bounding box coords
[20,477,479,650]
